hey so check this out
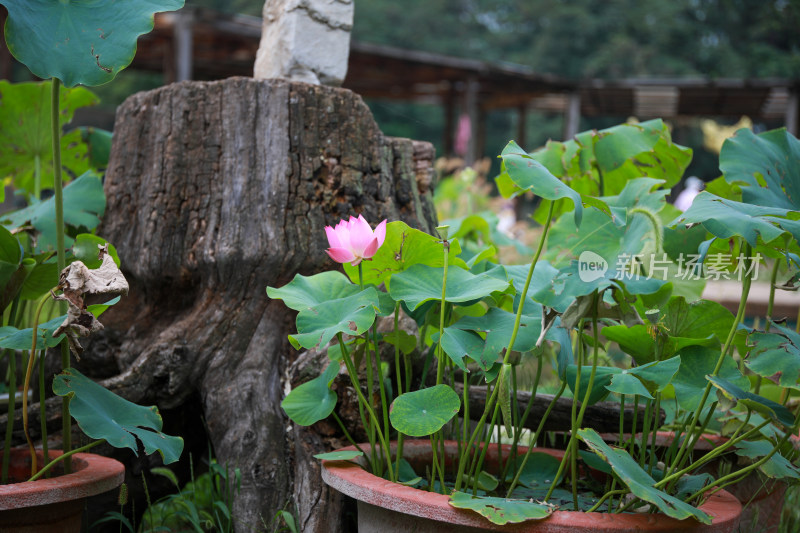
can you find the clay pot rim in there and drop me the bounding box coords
[0,448,125,511]
[321,440,742,532]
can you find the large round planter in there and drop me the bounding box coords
[0,448,125,533]
[321,440,742,533]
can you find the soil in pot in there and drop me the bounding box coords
[0,448,125,533]
[321,440,742,533]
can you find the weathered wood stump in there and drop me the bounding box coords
[94,77,437,532]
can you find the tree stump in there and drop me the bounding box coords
[94,77,437,532]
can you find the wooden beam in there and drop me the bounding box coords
[462,385,662,433]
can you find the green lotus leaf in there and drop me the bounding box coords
[672,346,749,412]
[707,375,795,427]
[2,0,185,87]
[734,439,800,480]
[389,384,460,437]
[566,365,621,405]
[463,470,500,492]
[606,372,653,399]
[436,327,483,372]
[72,234,120,269]
[18,256,59,301]
[267,271,359,311]
[449,492,553,525]
[497,140,583,227]
[746,324,800,391]
[0,296,119,350]
[313,450,363,461]
[78,126,113,170]
[668,192,798,247]
[0,80,96,197]
[1,171,106,251]
[0,224,22,289]
[504,452,563,488]
[606,357,681,399]
[343,221,464,288]
[290,288,381,350]
[447,307,543,371]
[528,119,690,225]
[505,261,573,313]
[578,428,711,524]
[388,263,510,310]
[53,367,183,463]
[720,127,800,211]
[281,362,339,426]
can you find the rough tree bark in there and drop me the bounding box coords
[91,77,437,532]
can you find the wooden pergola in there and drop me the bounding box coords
[3,6,797,161]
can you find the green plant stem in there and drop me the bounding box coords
[27,439,104,482]
[2,348,16,483]
[500,349,544,483]
[22,293,53,475]
[336,333,394,481]
[364,335,377,473]
[51,78,72,471]
[587,489,628,513]
[2,297,21,483]
[688,426,796,502]
[545,324,585,503]
[392,304,405,476]
[331,412,366,457]
[372,326,391,471]
[34,154,41,201]
[430,434,446,493]
[629,207,663,254]
[628,395,639,456]
[639,398,653,469]
[506,381,567,496]
[454,200,555,492]
[655,417,769,490]
[766,259,779,329]
[38,349,49,472]
[436,239,450,386]
[547,300,601,506]
[647,393,662,476]
[617,394,625,447]
[666,244,754,480]
[568,337,582,508]
[470,405,500,496]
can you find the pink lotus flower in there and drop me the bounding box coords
[325,215,387,265]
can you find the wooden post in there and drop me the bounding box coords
[516,103,528,148]
[563,91,581,140]
[173,9,194,82]
[786,87,798,137]
[465,77,480,165]
[443,85,455,157]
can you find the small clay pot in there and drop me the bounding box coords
[0,448,125,533]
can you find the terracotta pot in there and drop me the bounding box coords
[612,431,792,533]
[0,448,125,533]
[321,440,742,533]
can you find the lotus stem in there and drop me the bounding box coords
[27,440,104,482]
